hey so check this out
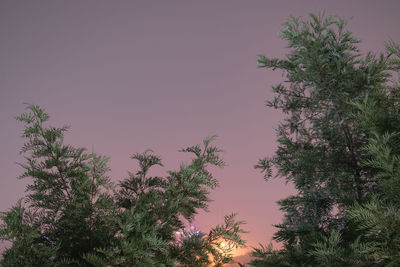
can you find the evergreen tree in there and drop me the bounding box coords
[307,40,400,266]
[1,104,246,266]
[84,137,246,266]
[251,12,393,265]
[342,40,400,266]
[1,104,116,265]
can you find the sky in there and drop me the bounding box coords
[1,0,400,261]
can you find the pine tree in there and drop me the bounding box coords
[307,40,400,266]
[1,104,246,266]
[0,104,116,265]
[342,40,400,266]
[251,12,393,265]
[84,137,246,266]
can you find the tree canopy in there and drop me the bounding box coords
[251,12,400,266]
[0,104,246,266]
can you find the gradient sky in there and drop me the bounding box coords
[1,0,400,258]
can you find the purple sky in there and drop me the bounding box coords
[1,0,400,258]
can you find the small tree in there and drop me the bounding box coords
[84,137,246,266]
[1,104,116,265]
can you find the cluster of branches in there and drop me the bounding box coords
[0,104,246,266]
[251,12,400,266]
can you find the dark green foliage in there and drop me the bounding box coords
[252,12,400,266]
[347,199,400,265]
[343,41,400,266]
[172,214,246,267]
[85,139,246,266]
[250,243,292,267]
[0,202,60,266]
[1,104,246,266]
[1,104,116,265]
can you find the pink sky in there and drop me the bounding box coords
[1,0,400,259]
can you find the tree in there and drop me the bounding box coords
[1,104,246,266]
[342,40,400,266]
[1,104,116,266]
[306,40,400,266]
[251,12,393,265]
[84,137,246,266]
